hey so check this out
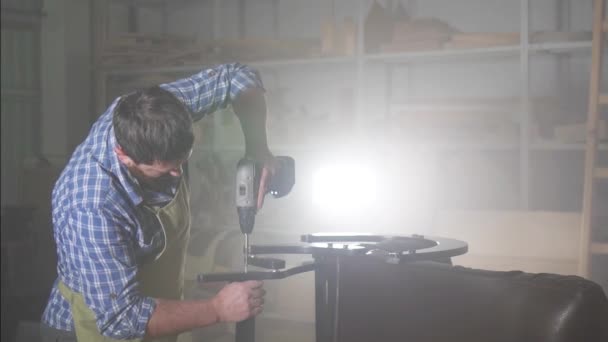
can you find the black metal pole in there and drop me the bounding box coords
[235,317,255,342]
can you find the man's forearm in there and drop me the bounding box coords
[145,298,218,338]
[232,87,272,159]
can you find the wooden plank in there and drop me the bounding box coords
[530,31,592,43]
[590,242,608,255]
[579,0,606,279]
[554,120,608,143]
[595,167,608,179]
[599,94,608,105]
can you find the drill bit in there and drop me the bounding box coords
[243,233,250,273]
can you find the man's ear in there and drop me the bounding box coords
[114,146,136,167]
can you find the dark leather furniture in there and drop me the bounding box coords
[335,259,608,342]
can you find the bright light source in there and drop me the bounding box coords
[312,163,378,215]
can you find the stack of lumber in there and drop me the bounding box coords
[102,33,197,67]
[320,17,357,57]
[208,38,319,61]
[445,32,520,49]
[381,18,455,53]
[101,33,321,67]
[554,120,608,143]
[530,30,591,43]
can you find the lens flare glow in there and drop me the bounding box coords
[311,164,378,215]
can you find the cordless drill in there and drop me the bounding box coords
[236,156,295,271]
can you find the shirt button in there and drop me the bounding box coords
[110,293,117,300]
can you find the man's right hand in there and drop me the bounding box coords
[211,281,266,322]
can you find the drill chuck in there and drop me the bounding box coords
[237,207,256,235]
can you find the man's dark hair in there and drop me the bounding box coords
[113,86,194,164]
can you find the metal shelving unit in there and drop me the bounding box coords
[1,1,44,206]
[92,0,594,209]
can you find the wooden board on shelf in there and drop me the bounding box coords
[392,18,455,37]
[554,120,608,143]
[105,32,195,48]
[381,17,454,53]
[445,32,519,49]
[320,17,357,57]
[530,31,592,43]
[380,40,444,53]
[208,38,320,61]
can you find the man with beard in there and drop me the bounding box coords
[40,63,274,342]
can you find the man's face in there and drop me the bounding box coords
[131,159,184,191]
[115,146,193,192]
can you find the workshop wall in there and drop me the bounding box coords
[11,2,601,341]
[0,2,91,340]
[40,0,91,162]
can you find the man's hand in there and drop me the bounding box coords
[256,155,279,210]
[211,281,266,323]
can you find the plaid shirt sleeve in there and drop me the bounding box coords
[72,206,155,340]
[160,63,264,122]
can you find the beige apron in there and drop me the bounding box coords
[59,178,190,342]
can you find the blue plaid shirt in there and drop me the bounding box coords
[41,63,264,339]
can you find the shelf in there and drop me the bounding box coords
[0,88,41,99]
[531,142,608,151]
[595,168,608,179]
[1,8,45,27]
[364,45,521,64]
[109,0,167,7]
[92,0,599,213]
[108,0,201,10]
[389,103,514,114]
[196,141,607,154]
[365,41,591,64]
[590,242,608,255]
[251,56,357,68]
[195,142,521,153]
[98,40,593,76]
[101,56,357,76]
[529,40,592,53]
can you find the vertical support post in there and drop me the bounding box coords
[91,0,109,117]
[161,1,169,36]
[355,0,366,133]
[238,0,246,39]
[519,0,530,209]
[555,0,571,112]
[212,0,221,40]
[127,4,138,33]
[96,70,107,118]
[579,0,606,278]
[272,0,280,40]
[384,64,393,121]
